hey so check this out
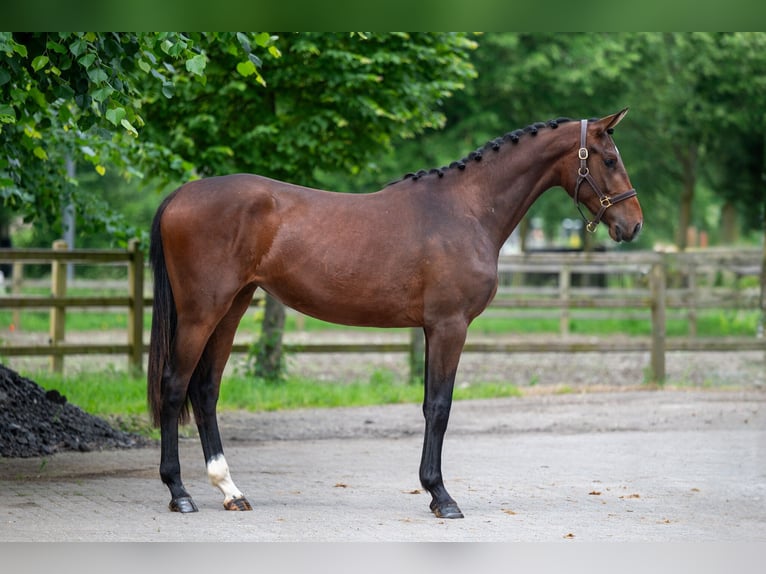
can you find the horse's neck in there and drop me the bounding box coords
[462,130,572,251]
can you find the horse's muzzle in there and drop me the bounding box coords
[615,221,642,243]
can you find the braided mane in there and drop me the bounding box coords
[389,117,574,186]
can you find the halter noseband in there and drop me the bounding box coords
[574,119,637,233]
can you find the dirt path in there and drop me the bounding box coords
[1,389,764,542]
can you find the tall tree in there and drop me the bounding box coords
[0,33,233,242]
[697,33,766,237]
[693,32,766,333]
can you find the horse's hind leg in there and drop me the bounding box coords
[188,285,257,511]
[159,321,213,513]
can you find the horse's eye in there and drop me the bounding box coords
[604,158,616,168]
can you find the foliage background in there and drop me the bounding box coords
[3,32,764,253]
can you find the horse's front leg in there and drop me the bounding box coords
[419,319,468,519]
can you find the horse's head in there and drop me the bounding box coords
[560,109,643,243]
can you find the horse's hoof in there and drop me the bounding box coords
[169,496,198,513]
[223,496,253,511]
[430,501,464,519]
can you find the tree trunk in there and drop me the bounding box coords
[759,135,766,341]
[759,224,766,341]
[677,146,698,252]
[720,202,739,244]
[253,293,287,381]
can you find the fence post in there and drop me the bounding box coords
[686,259,697,337]
[649,256,667,383]
[49,240,68,373]
[11,261,23,329]
[559,265,571,336]
[127,239,144,373]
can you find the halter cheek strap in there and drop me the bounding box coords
[574,119,637,233]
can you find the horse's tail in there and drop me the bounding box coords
[147,193,186,427]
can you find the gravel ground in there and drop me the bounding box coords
[1,389,764,543]
[1,327,764,544]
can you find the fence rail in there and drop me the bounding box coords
[1,243,763,381]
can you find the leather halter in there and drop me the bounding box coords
[574,119,637,233]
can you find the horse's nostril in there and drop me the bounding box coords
[634,222,643,237]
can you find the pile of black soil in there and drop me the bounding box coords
[0,364,151,458]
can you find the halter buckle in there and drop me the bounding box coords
[578,147,588,160]
[586,221,598,233]
[600,196,612,208]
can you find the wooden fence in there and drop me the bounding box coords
[0,240,145,372]
[1,243,763,381]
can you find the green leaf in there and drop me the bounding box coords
[31,55,49,71]
[78,53,96,68]
[33,146,48,160]
[254,32,271,47]
[248,53,262,68]
[69,38,87,57]
[45,40,67,54]
[236,60,256,77]
[236,32,251,52]
[12,42,27,57]
[161,81,174,98]
[0,103,15,123]
[120,118,138,136]
[91,86,113,103]
[87,67,108,83]
[105,106,126,126]
[23,124,42,139]
[185,53,206,76]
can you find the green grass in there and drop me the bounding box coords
[31,368,522,438]
[2,301,760,338]
[281,309,760,338]
[1,310,150,332]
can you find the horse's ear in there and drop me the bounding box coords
[597,108,629,133]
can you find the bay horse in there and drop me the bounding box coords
[148,109,643,518]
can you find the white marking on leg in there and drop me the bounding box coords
[206,454,244,505]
